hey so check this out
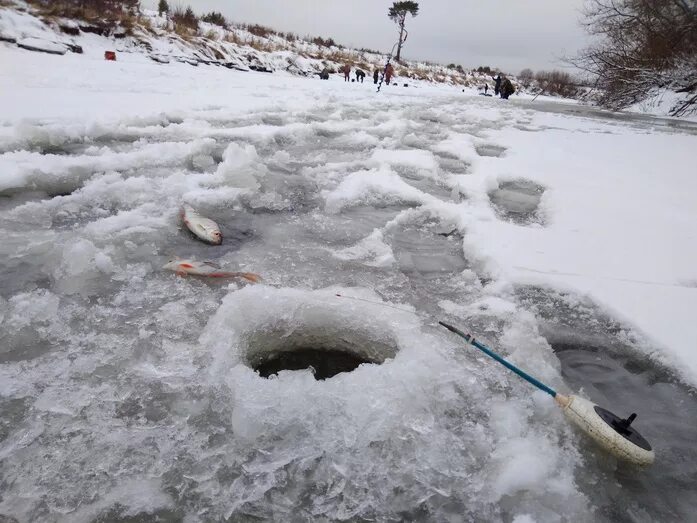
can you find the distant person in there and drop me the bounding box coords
[484,84,488,94]
[492,74,502,96]
[356,69,366,83]
[501,77,515,99]
[373,68,380,84]
[342,64,351,82]
[385,63,395,85]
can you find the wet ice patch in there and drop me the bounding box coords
[386,220,468,278]
[516,286,637,350]
[489,179,545,224]
[434,151,470,174]
[0,288,68,363]
[311,205,406,246]
[475,143,507,158]
[433,132,479,160]
[260,114,287,127]
[0,225,56,294]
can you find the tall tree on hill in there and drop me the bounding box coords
[158,0,169,16]
[388,1,419,63]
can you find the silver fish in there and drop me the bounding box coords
[181,204,222,245]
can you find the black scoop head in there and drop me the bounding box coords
[594,406,653,451]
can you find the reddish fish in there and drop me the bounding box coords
[163,259,261,283]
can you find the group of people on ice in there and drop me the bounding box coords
[320,63,396,86]
[488,73,515,99]
[320,63,515,99]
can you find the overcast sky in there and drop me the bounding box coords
[143,1,589,73]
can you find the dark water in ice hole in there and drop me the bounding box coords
[255,348,375,380]
[517,286,697,522]
[554,342,697,522]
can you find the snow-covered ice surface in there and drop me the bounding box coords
[1,44,697,522]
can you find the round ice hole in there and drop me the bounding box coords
[200,287,405,381]
[243,322,398,381]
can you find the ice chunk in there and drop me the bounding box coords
[200,286,410,376]
[324,166,428,212]
[0,139,218,195]
[371,148,439,174]
[214,143,267,190]
[51,238,116,295]
[332,229,396,267]
[5,289,60,330]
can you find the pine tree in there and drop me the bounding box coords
[201,11,228,28]
[388,1,419,63]
[158,0,169,16]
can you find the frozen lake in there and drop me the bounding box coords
[1,49,697,522]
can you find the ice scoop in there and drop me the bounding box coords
[439,321,655,467]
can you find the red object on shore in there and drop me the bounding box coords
[104,51,116,61]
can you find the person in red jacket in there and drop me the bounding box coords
[385,63,395,85]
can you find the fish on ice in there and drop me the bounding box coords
[163,258,261,282]
[181,204,222,245]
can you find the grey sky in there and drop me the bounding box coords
[143,1,589,73]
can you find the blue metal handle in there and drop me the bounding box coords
[439,321,558,398]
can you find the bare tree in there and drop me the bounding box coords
[519,68,534,87]
[535,70,578,97]
[388,1,419,62]
[573,0,697,114]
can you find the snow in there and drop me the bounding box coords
[2,6,697,523]
[628,88,697,121]
[324,166,435,212]
[458,123,697,376]
[0,8,58,41]
[16,37,66,55]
